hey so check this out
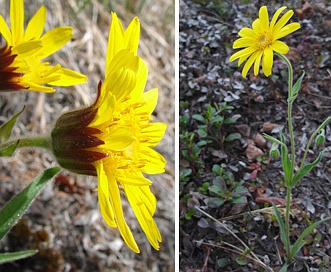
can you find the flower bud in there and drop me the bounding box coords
[315,129,325,147]
[51,100,107,176]
[269,144,280,159]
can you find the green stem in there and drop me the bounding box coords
[299,116,331,172]
[276,52,295,261]
[277,53,295,175]
[285,185,292,260]
[0,136,52,150]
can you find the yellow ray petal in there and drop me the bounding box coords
[233,37,256,49]
[12,40,42,57]
[229,46,256,62]
[102,127,134,150]
[262,47,273,76]
[259,6,269,30]
[37,27,73,58]
[140,146,166,174]
[271,40,289,54]
[24,5,46,42]
[252,18,262,33]
[242,51,259,78]
[105,168,140,253]
[253,51,263,76]
[270,6,287,29]
[48,67,87,86]
[141,122,167,147]
[273,10,294,34]
[96,162,116,228]
[130,57,148,100]
[118,172,152,186]
[273,23,301,40]
[106,12,125,72]
[124,16,140,55]
[0,15,12,44]
[238,27,256,38]
[10,0,24,45]
[21,81,56,93]
[104,50,139,102]
[124,185,161,250]
[136,88,159,115]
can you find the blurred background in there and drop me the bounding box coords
[0,0,174,271]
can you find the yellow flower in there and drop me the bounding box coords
[0,0,86,92]
[51,13,166,253]
[229,6,300,78]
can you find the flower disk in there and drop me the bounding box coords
[229,6,300,78]
[0,0,86,92]
[51,13,167,253]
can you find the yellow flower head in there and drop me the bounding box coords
[0,0,86,92]
[229,6,300,78]
[51,12,167,253]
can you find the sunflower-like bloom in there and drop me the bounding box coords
[51,13,167,253]
[229,6,300,78]
[0,0,86,92]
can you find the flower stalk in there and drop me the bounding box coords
[230,5,331,269]
[0,136,52,150]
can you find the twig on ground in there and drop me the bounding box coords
[195,206,273,272]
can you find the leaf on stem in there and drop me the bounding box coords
[279,131,292,187]
[0,106,25,143]
[0,250,38,264]
[0,167,60,240]
[273,204,289,257]
[262,133,283,146]
[279,263,288,272]
[0,140,20,157]
[316,116,331,133]
[291,149,325,187]
[289,71,305,103]
[289,216,331,260]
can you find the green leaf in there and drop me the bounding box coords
[195,140,208,147]
[0,106,25,143]
[197,128,207,138]
[273,204,289,256]
[279,131,292,187]
[233,185,248,195]
[192,114,205,123]
[0,167,60,240]
[209,185,223,196]
[207,197,224,208]
[263,133,283,146]
[217,258,229,268]
[291,150,325,187]
[223,117,237,124]
[210,115,223,125]
[235,257,247,265]
[232,196,247,204]
[225,133,241,141]
[279,263,288,272]
[184,208,195,220]
[0,140,20,157]
[288,94,298,104]
[0,250,38,264]
[289,216,331,260]
[315,116,331,134]
[292,71,305,98]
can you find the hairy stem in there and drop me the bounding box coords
[277,52,295,261]
[0,136,52,151]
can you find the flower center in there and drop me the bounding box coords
[256,32,272,50]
